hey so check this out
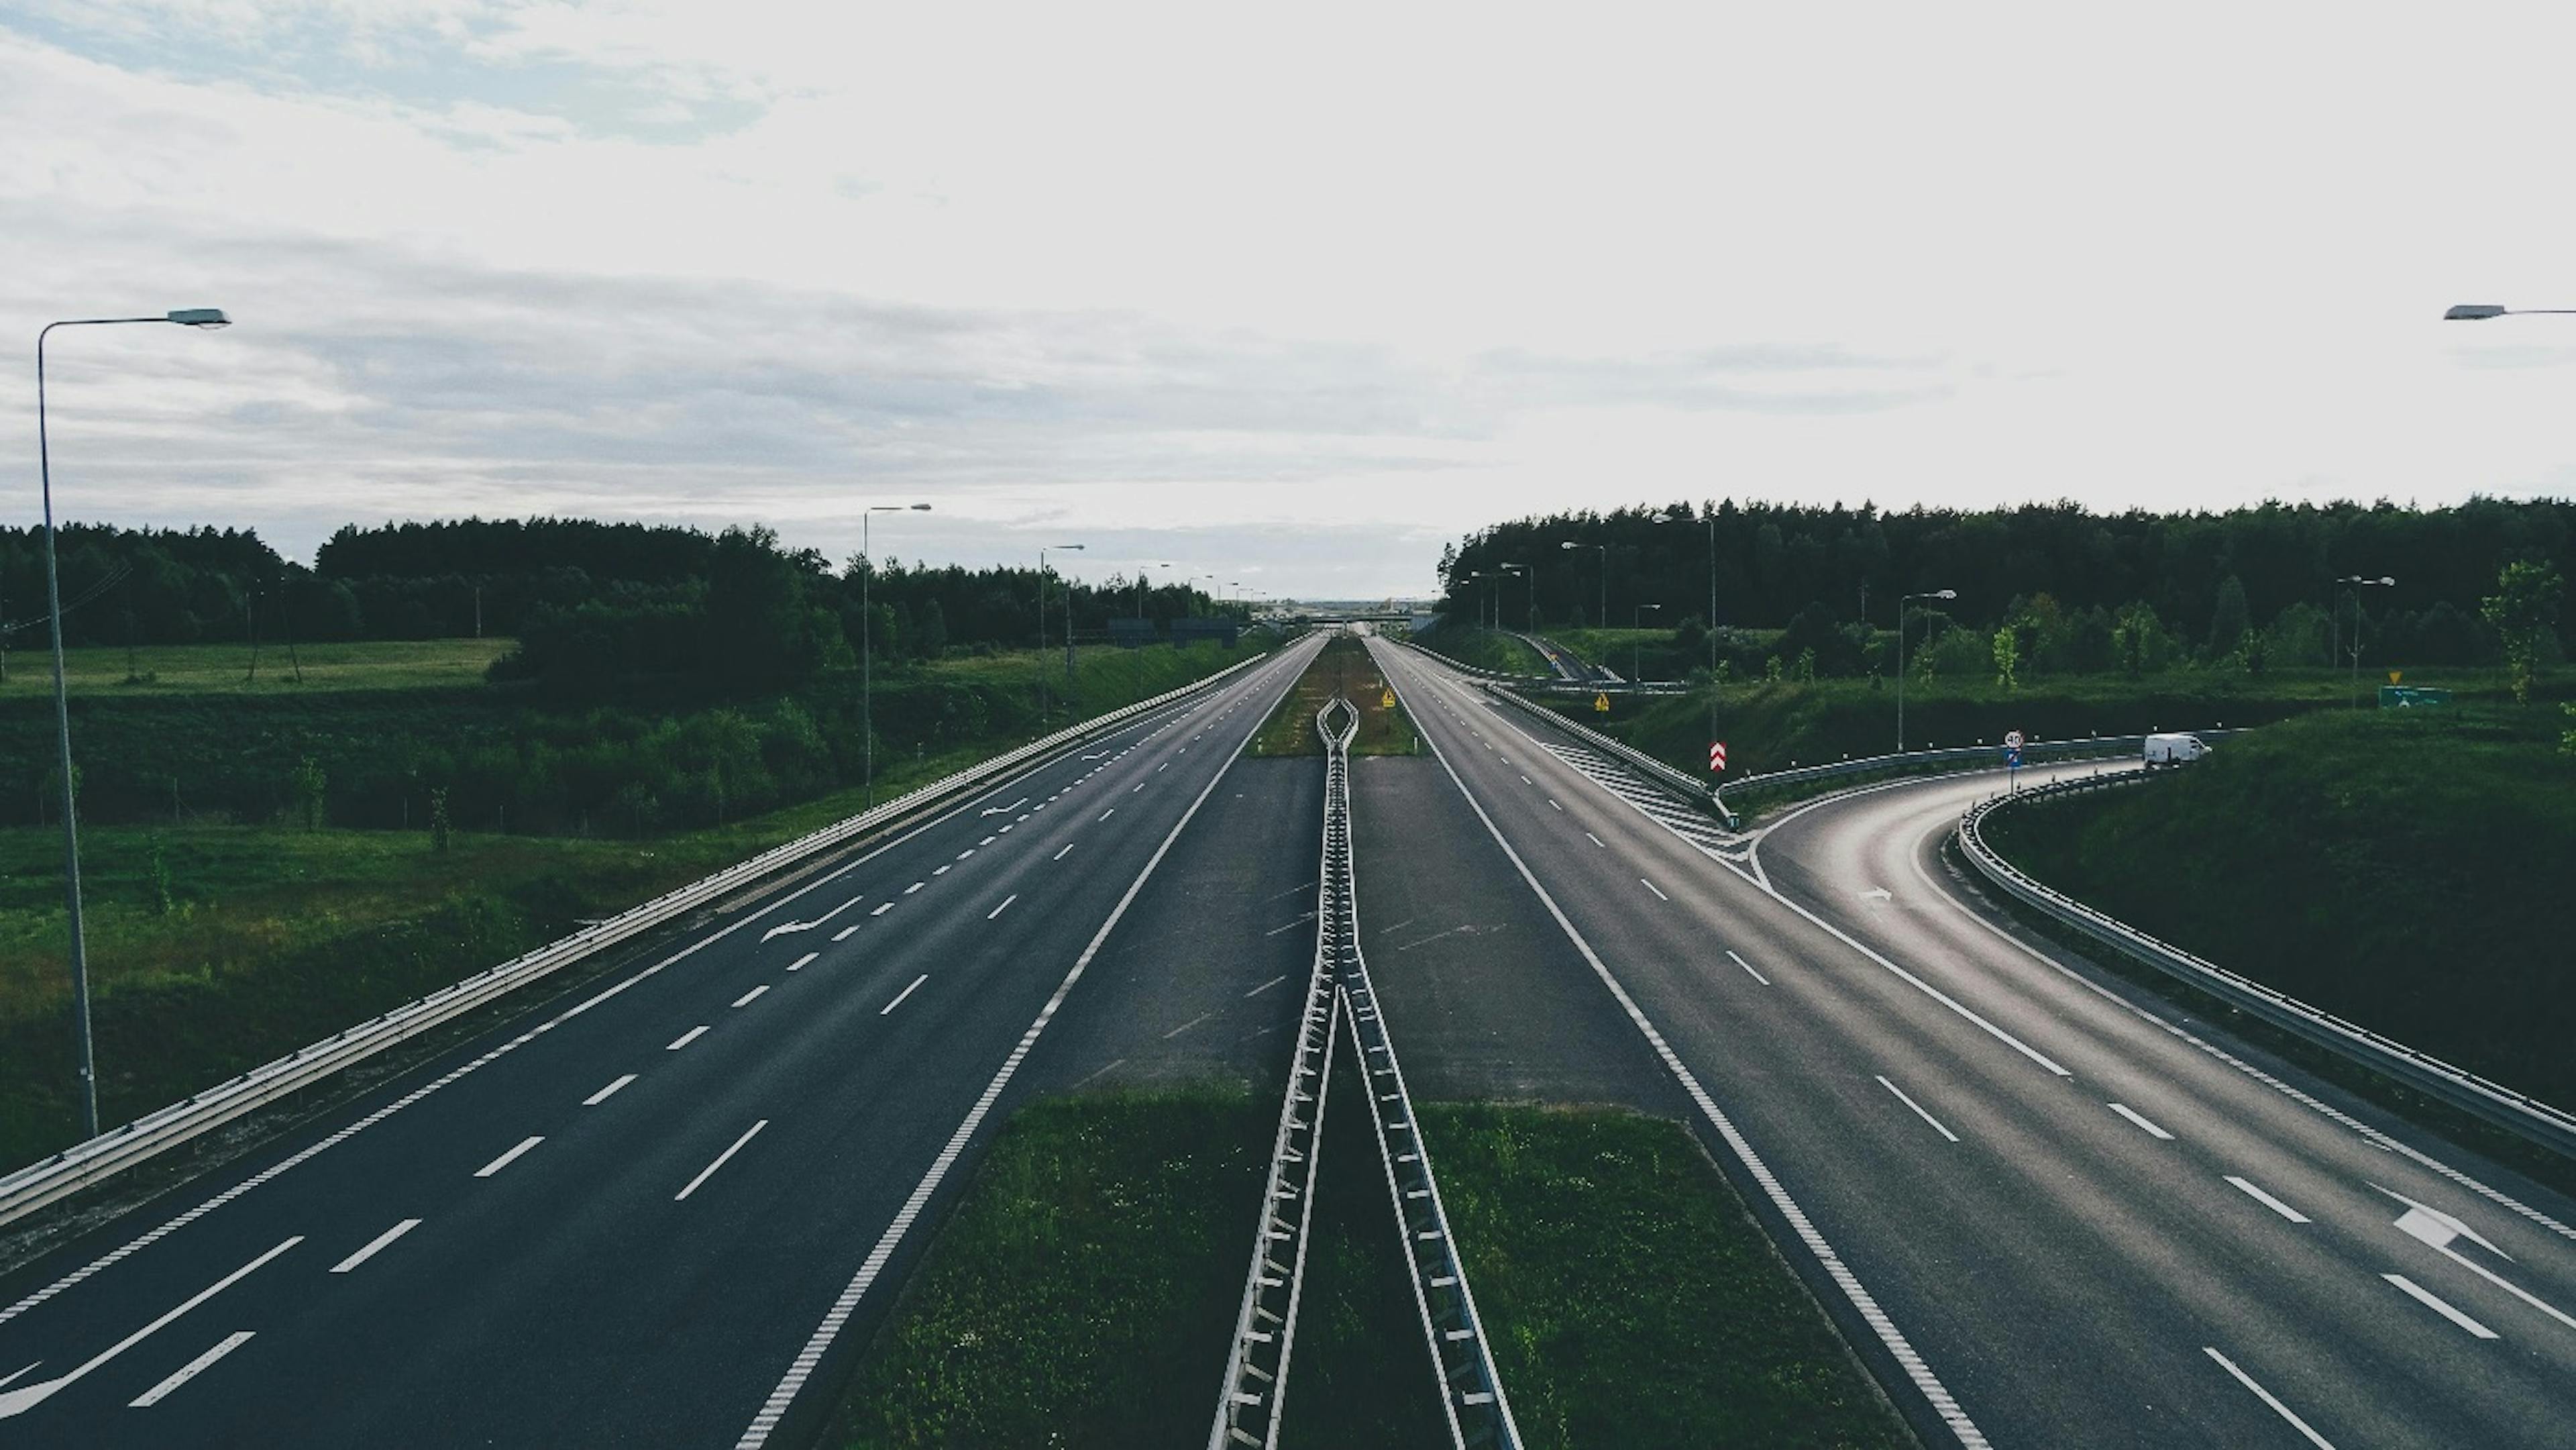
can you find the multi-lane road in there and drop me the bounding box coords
[0,633,1324,1449]
[5,622,2572,1449]
[1366,635,2576,1449]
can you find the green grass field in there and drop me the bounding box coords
[826,1091,1909,1450]
[0,637,513,697]
[1249,635,1419,758]
[1411,626,1549,676]
[1982,700,2576,1113]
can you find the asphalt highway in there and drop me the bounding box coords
[0,633,1323,1449]
[1370,636,2576,1450]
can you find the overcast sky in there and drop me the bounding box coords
[5,2,2575,599]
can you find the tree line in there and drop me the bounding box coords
[1439,497,2572,676]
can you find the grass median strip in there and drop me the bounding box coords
[825,1092,1911,1450]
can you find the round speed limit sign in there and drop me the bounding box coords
[2004,729,2025,751]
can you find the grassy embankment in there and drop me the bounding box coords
[828,1092,1909,1450]
[4,636,513,696]
[1982,698,2576,1117]
[1248,634,1418,757]
[0,637,1272,1172]
[1410,625,1550,676]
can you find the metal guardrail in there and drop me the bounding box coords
[1208,698,1350,1450]
[1714,732,2238,826]
[1469,673,1727,816]
[1958,775,2576,1160]
[0,642,1301,1231]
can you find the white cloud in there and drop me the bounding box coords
[3,3,2575,597]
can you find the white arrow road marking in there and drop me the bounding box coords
[2377,1186,2576,1333]
[761,894,867,941]
[2383,1274,2499,1339]
[2202,1347,2338,1449]
[128,1331,256,1408]
[0,1237,301,1420]
[1860,886,1892,902]
[979,798,1028,817]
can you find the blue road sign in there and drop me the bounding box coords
[2005,747,2023,768]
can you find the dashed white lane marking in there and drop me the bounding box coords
[957,849,975,860]
[832,925,859,941]
[329,1219,423,1274]
[1875,1075,1960,1143]
[127,1331,256,1408]
[1639,877,1668,902]
[667,1026,710,1051]
[2224,1176,2311,1223]
[1132,782,1144,792]
[1585,832,1605,847]
[1161,1012,1213,1040]
[870,903,894,917]
[0,1237,301,1420]
[473,1137,544,1178]
[881,975,929,1015]
[1263,911,1317,937]
[1054,843,1075,861]
[1519,774,1532,785]
[1072,1056,1128,1086]
[933,864,951,876]
[979,835,997,846]
[1099,807,1116,821]
[904,882,924,894]
[2107,1102,2175,1141]
[1000,824,1015,833]
[2202,1347,2338,1449]
[582,1074,637,1106]
[1157,762,1168,772]
[1548,798,1562,811]
[1727,949,1770,986]
[2382,1274,2499,1339]
[676,1121,768,1202]
[1244,974,1289,997]
[733,984,770,1007]
[988,894,1019,921]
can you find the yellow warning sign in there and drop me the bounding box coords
[1593,692,1611,714]
[1380,688,1396,709]
[2388,670,2402,684]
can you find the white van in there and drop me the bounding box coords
[2143,733,2212,767]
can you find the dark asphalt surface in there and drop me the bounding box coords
[1371,636,2576,1450]
[0,634,1322,1449]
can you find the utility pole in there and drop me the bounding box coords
[1896,588,1957,753]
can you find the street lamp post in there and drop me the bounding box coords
[1500,562,1532,633]
[1633,603,1663,682]
[1559,540,1608,633]
[1038,543,1085,716]
[859,503,932,811]
[38,307,231,1141]
[1651,509,1720,680]
[2338,574,2396,709]
[1896,588,1957,754]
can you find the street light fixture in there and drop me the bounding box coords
[2337,574,2396,709]
[1650,509,1720,683]
[859,503,932,811]
[2443,303,2576,320]
[1896,588,1957,754]
[1038,543,1085,719]
[1559,540,1608,634]
[1497,563,1533,633]
[37,307,232,1140]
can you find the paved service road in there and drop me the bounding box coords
[0,634,1322,1449]
[1372,635,2576,1450]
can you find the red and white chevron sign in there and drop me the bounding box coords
[1709,741,1727,772]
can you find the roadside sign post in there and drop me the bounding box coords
[2004,729,2024,790]
[1593,691,1611,715]
[1709,741,1727,773]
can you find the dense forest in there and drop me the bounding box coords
[1440,497,2571,676]
[0,518,1233,690]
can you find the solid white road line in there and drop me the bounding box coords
[2107,1102,2176,1141]
[2224,1176,2311,1224]
[1726,949,1770,986]
[2383,1274,2500,1338]
[2202,1347,2338,1449]
[1161,1012,1213,1040]
[127,1331,256,1408]
[1054,843,1075,861]
[733,985,770,1007]
[1875,1075,1960,1143]
[1382,650,1991,1449]
[0,1237,301,1420]
[832,925,859,941]
[329,1219,423,1274]
[987,894,1018,921]
[734,648,1302,1449]
[1245,974,1289,997]
[667,1025,710,1051]
[676,1121,768,1202]
[584,1074,637,1106]
[881,975,929,1015]
[474,1137,544,1178]
[1263,911,1317,937]
[1639,877,1668,901]
[787,952,816,972]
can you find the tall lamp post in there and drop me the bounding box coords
[859,503,931,810]
[1135,561,1170,619]
[38,307,231,1140]
[1038,543,1085,721]
[1559,539,1607,633]
[1896,588,1956,754]
[2338,574,2395,709]
[1632,603,1663,682]
[1500,562,1532,632]
[1650,509,1720,681]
